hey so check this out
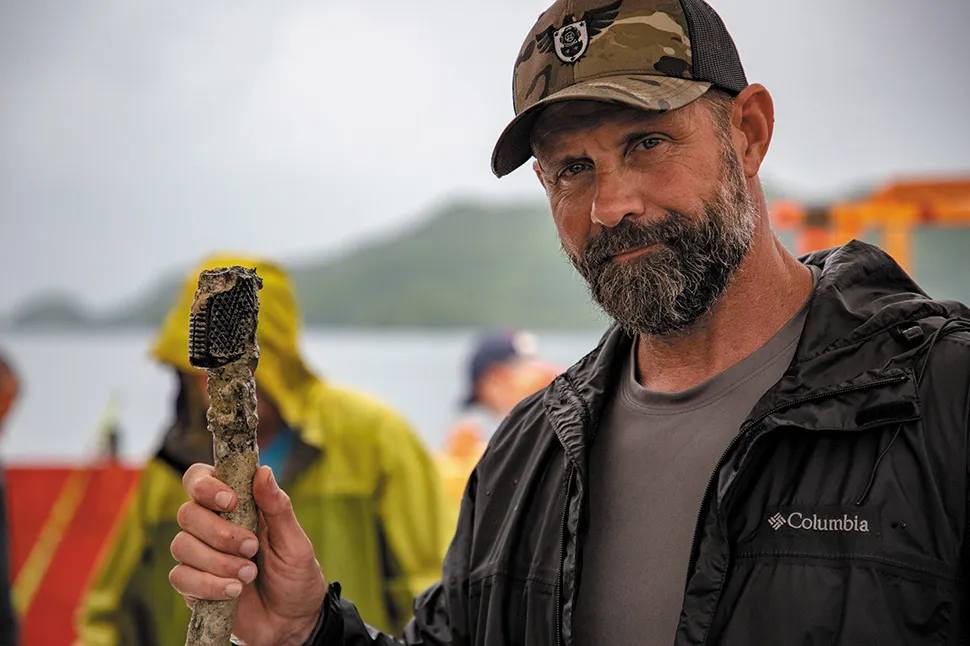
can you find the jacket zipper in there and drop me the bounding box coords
[556,464,574,646]
[681,373,908,597]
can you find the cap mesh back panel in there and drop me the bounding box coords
[679,0,749,93]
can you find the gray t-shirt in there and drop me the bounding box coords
[574,271,817,646]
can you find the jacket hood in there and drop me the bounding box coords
[796,240,970,359]
[150,253,319,430]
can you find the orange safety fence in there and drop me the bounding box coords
[6,465,141,646]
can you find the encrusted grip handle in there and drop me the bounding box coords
[189,267,262,369]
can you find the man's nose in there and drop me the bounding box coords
[590,168,645,228]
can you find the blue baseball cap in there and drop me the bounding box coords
[462,330,539,408]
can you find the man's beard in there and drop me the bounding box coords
[568,142,757,339]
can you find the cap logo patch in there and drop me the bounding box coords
[535,0,622,65]
[552,21,589,64]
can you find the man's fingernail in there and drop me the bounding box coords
[184,596,197,609]
[226,581,243,598]
[238,565,256,584]
[240,538,258,558]
[269,469,279,492]
[215,491,232,510]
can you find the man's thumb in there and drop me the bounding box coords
[252,466,310,555]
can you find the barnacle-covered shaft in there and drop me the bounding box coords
[185,266,262,646]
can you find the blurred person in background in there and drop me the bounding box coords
[0,353,19,645]
[77,254,454,646]
[436,330,559,504]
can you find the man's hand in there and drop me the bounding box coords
[170,464,327,646]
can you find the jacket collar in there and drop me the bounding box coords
[794,240,959,361]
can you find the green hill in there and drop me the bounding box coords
[7,292,94,329]
[6,195,969,331]
[5,199,606,330]
[286,200,602,328]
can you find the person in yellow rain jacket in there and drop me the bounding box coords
[435,330,560,504]
[77,254,454,646]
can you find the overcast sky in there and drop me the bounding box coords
[1,0,968,311]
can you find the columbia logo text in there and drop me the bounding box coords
[768,511,871,533]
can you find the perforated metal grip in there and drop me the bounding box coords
[188,266,262,369]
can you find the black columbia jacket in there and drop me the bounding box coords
[315,241,970,645]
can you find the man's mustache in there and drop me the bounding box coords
[579,214,689,271]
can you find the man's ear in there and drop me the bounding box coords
[730,84,775,178]
[533,159,549,192]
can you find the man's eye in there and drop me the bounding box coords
[638,138,662,151]
[559,162,589,178]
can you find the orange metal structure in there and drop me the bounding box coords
[770,177,970,272]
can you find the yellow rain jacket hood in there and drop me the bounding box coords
[78,254,456,646]
[151,254,317,429]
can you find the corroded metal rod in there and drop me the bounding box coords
[184,266,262,646]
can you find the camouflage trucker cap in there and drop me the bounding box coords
[491,0,748,177]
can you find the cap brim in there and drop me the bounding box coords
[490,75,711,178]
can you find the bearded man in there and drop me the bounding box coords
[168,0,970,644]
